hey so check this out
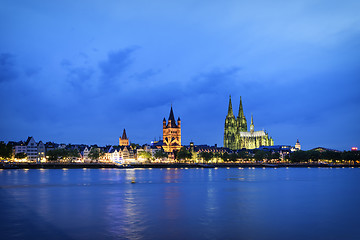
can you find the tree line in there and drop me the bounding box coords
[47,148,104,162]
[289,150,360,163]
[1,141,359,164]
[172,147,360,163]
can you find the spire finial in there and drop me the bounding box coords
[168,105,177,127]
[227,95,234,117]
[250,113,254,133]
[122,129,128,140]
[238,96,244,117]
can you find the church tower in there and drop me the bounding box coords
[163,106,181,152]
[237,96,247,132]
[250,114,254,133]
[119,129,129,146]
[224,95,237,150]
[224,95,274,150]
[295,139,301,150]
[236,96,247,149]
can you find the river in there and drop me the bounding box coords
[0,167,359,240]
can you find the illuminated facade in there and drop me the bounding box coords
[163,106,181,152]
[25,136,39,162]
[224,96,274,150]
[119,129,129,146]
[295,139,301,150]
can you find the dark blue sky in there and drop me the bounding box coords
[1,0,359,150]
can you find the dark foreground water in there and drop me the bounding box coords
[1,167,360,240]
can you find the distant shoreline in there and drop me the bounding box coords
[0,162,358,169]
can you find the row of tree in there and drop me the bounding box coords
[172,147,281,162]
[0,142,27,160]
[47,148,104,162]
[289,150,360,162]
[2,140,360,163]
[171,147,360,163]
[0,142,12,160]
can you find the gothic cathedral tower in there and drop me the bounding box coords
[224,96,237,150]
[236,96,247,149]
[163,106,181,152]
[237,96,247,132]
[224,96,274,150]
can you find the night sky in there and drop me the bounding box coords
[1,0,359,150]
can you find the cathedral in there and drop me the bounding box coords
[224,96,274,150]
[163,106,181,152]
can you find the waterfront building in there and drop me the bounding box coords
[81,146,90,162]
[188,142,231,154]
[224,96,274,150]
[185,142,232,162]
[119,129,129,146]
[12,140,57,162]
[310,147,341,153]
[109,148,122,164]
[104,145,135,163]
[258,145,293,160]
[45,142,57,153]
[138,144,162,159]
[37,141,46,162]
[151,140,164,150]
[163,106,181,152]
[25,136,38,162]
[121,146,131,159]
[10,141,27,161]
[13,141,27,155]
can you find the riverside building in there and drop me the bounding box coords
[224,96,274,150]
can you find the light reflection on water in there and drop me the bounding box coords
[1,168,360,240]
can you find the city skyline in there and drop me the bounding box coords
[1,1,359,150]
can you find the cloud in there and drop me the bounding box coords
[61,59,72,68]
[99,47,138,82]
[60,58,95,93]
[67,67,94,87]
[0,53,18,82]
[187,66,242,95]
[25,67,42,78]
[132,69,161,80]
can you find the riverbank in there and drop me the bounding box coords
[0,162,358,169]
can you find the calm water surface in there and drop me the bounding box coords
[1,167,360,240]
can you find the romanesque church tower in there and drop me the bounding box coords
[119,129,129,146]
[163,106,181,152]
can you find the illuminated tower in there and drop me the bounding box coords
[295,139,301,150]
[224,95,274,150]
[224,95,237,150]
[163,106,181,152]
[119,129,129,146]
[250,114,254,133]
[236,96,247,149]
[237,96,247,132]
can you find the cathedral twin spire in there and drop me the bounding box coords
[227,96,246,118]
[224,96,274,149]
[238,96,244,119]
[226,95,248,132]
